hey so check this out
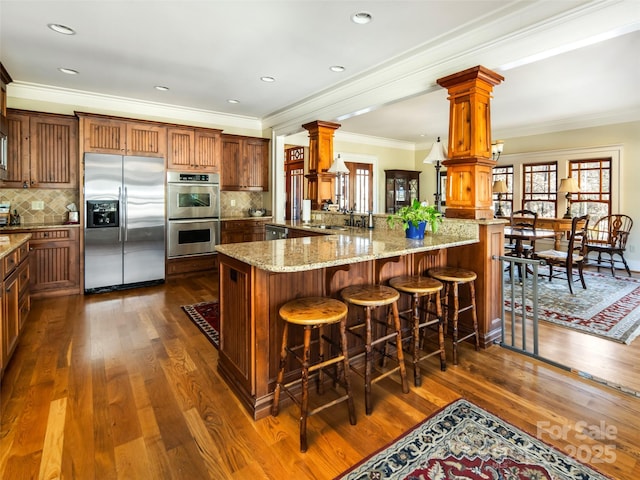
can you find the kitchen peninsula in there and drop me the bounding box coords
[215,220,501,419]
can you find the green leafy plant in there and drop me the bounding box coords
[387,199,443,233]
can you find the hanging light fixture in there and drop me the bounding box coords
[491,140,504,161]
[423,137,447,213]
[328,154,350,212]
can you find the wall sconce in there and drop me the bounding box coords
[491,140,504,161]
[492,179,508,217]
[423,137,448,213]
[557,177,580,219]
[327,154,350,212]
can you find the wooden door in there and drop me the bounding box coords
[194,128,221,172]
[167,127,195,170]
[81,116,126,154]
[126,122,166,157]
[4,111,29,187]
[29,114,78,188]
[221,135,241,189]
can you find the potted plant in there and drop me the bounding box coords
[387,199,443,239]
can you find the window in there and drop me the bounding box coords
[285,146,305,220]
[344,161,373,213]
[523,162,558,218]
[569,158,611,222]
[492,165,513,216]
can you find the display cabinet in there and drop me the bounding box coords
[385,170,420,214]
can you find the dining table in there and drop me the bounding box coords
[503,226,556,279]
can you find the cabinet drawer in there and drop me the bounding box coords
[3,249,18,277]
[18,242,29,263]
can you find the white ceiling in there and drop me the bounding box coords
[1,1,639,146]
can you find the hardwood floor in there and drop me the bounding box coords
[1,273,639,479]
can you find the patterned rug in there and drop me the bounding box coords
[337,399,610,480]
[504,270,640,344]
[182,301,219,349]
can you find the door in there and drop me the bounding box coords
[84,153,124,290]
[123,156,165,284]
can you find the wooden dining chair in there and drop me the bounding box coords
[535,215,590,294]
[586,214,633,277]
[506,209,539,257]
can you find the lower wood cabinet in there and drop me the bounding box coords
[12,227,80,298]
[166,253,217,279]
[1,240,30,380]
[220,219,267,244]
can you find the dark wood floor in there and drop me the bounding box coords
[1,273,639,479]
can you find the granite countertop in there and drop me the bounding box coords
[0,233,32,260]
[221,216,273,221]
[0,222,81,231]
[216,227,478,273]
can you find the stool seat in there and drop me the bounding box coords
[280,297,348,325]
[340,284,399,306]
[428,266,477,283]
[389,275,443,295]
[272,296,356,452]
[389,275,446,386]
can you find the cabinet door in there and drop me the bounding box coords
[3,268,20,365]
[194,128,221,172]
[167,127,195,170]
[29,114,78,188]
[221,136,242,189]
[126,121,166,157]
[4,111,30,187]
[28,229,80,297]
[243,138,269,191]
[82,116,126,154]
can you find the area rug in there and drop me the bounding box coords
[504,270,640,344]
[182,301,219,349]
[337,399,610,480]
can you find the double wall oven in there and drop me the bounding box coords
[167,172,220,258]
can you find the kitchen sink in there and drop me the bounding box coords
[307,224,347,231]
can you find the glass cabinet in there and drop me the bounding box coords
[385,170,420,213]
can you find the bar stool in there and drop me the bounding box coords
[340,284,409,415]
[427,267,479,365]
[271,296,356,453]
[388,275,446,386]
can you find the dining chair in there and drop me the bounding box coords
[505,209,538,279]
[586,214,633,277]
[535,214,590,294]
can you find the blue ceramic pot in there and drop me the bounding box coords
[406,221,427,239]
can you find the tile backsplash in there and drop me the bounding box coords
[0,189,79,225]
[220,191,267,217]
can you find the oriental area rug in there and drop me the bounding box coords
[337,399,610,480]
[182,301,219,349]
[504,270,640,344]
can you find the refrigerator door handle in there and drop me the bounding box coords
[118,186,123,242]
[123,186,128,241]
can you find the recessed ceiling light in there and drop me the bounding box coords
[48,23,76,35]
[329,65,345,72]
[58,67,78,75]
[227,99,240,104]
[260,76,276,83]
[154,85,169,91]
[351,12,372,24]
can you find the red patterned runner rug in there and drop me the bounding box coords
[336,399,611,480]
[182,301,219,349]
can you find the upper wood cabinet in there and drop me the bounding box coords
[167,126,222,172]
[4,109,78,189]
[221,134,269,191]
[78,113,167,157]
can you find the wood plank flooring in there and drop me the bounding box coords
[1,273,639,479]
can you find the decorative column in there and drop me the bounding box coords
[437,66,504,219]
[302,120,341,210]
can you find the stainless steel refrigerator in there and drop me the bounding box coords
[84,153,165,292]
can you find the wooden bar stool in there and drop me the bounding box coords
[388,275,446,386]
[427,267,479,365]
[340,284,409,415]
[271,296,356,453]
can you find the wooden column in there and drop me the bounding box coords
[302,120,341,210]
[437,66,504,220]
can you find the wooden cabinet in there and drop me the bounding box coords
[220,219,267,244]
[4,109,78,188]
[286,227,327,238]
[166,254,217,279]
[221,134,269,191]
[167,126,222,172]
[12,227,80,298]
[385,169,420,214]
[78,113,167,158]
[0,62,10,181]
[1,239,30,380]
